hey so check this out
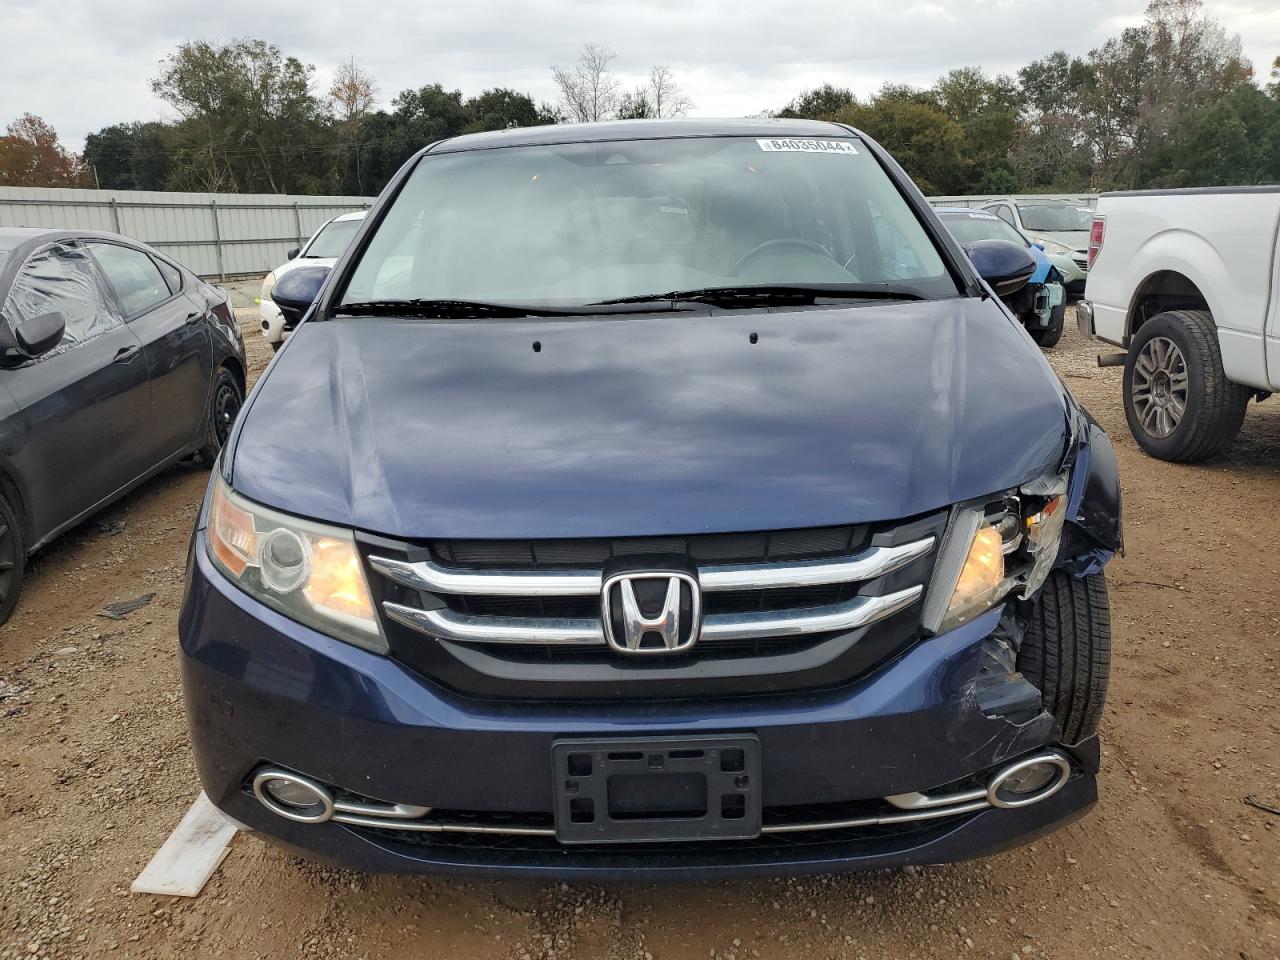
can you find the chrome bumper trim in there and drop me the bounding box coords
[368,537,934,598]
[382,585,923,647]
[251,752,1072,839]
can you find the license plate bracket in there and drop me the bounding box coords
[551,735,761,844]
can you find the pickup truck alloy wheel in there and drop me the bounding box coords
[1122,309,1250,462]
[1131,336,1187,438]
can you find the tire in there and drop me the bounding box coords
[270,340,283,353]
[198,367,245,465]
[0,491,26,627]
[1029,300,1065,349]
[1123,309,1249,462]
[1019,571,1111,744]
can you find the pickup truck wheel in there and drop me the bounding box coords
[1018,571,1110,744]
[1123,309,1249,462]
[0,492,26,627]
[1029,301,1065,349]
[198,367,245,465]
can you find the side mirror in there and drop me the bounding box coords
[964,240,1037,298]
[15,311,66,359]
[270,265,331,328]
[286,247,301,261]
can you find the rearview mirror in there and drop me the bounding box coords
[286,247,300,261]
[15,311,66,359]
[964,240,1037,298]
[270,265,331,328]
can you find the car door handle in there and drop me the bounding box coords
[113,345,141,364]
[184,310,202,325]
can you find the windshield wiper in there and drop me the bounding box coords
[595,283,926,307]
[334,299,578,319]
[331,298,700,319]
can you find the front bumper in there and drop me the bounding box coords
[181,535,1098,880]
[259,298,287,345]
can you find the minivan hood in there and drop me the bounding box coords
[230,299,1069,540]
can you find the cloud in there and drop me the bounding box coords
[0,0,1276,151]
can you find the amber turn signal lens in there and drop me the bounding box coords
[209,480,256,577]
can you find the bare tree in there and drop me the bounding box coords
[551,44,620,122]
[648,65,692,118]
[329,55,378,123]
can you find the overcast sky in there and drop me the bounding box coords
[2,0,1278,151]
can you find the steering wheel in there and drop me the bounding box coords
[732,238,839,277]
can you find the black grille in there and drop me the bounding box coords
[450,582,858,620]
[360,511,947,701]
[432,525,865,569]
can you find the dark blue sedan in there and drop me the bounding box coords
[0,228,245,624]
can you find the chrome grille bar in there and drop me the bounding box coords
[369,537,934,597]
[700,537,934,591]
[368,555,599,597]
[382,585,923,647]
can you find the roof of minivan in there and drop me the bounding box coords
[427,118,858,154]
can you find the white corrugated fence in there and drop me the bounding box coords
[0,187,374,280]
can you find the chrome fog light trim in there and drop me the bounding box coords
[252,769,336,824]
[986,752,1072,809]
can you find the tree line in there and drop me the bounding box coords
[1,0,1276,197]
[777,0,1280,193]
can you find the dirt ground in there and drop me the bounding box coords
[0,285,1276,960]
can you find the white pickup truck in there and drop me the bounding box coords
[1078,186,1280,461]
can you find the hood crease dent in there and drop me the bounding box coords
[232,299,1068,540]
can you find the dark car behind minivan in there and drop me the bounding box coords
[180,119,1121,879]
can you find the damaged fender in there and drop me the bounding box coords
[1059,405,1123,575]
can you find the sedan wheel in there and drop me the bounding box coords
[213,378,243,448]
[199,368,245,464]
[0,492,26,626]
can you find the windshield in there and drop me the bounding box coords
[340,136,957,308]
[940,212,1028,247]
[304,218,363,259]
[1016,203,1093,232]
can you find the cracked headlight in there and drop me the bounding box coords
[206,473,386,653]
[923,474,1069,634]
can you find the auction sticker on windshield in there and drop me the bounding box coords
[756,138,858,155]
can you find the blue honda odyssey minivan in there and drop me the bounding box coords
[180,119,1122,879]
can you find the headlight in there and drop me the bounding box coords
[923,474,1069,634]
[258,271,276,305]
[1039,239,1071,255]
[206,474,386,653]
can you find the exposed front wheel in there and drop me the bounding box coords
[198,367,245,465]
[1123,309,1249,461]
[1028,301,1065,349]
[1018,572,1111,744]
[0,491,26,627]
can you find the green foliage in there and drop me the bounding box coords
[833,96,965,195]
[777,84,857,120]
[82,122,173,191]
[779,0,1280,195]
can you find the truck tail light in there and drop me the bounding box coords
[1087,217,1105,269]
